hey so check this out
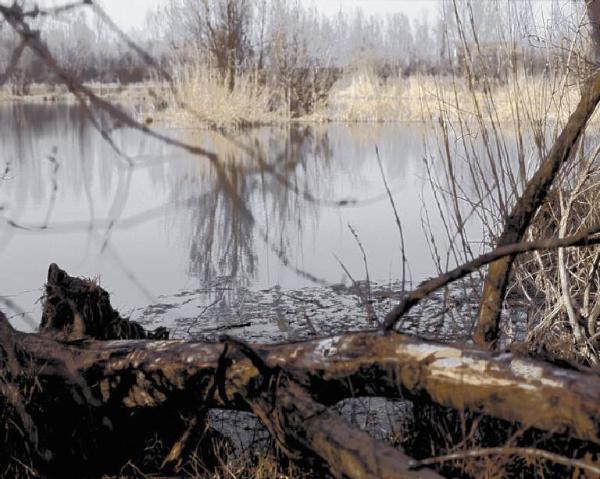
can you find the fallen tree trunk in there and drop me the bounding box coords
[2,265,444,478]
[5,316,600,476]
[234,349,443,479]
[4,265,600,477]
[15,326,600,442]
[3,312,447,478]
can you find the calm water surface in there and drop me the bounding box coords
[0,103,458,331]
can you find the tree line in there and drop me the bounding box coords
[0,1,589,97]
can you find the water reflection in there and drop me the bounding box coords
[0,103,430,330]
[179,126,334,285]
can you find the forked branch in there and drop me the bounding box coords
[383,223,600,331]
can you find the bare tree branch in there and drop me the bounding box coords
[383,223,600,331]
[473,71,600,349]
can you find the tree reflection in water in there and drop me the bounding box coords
[0,103,347,326]
[177,126,333,288]
[0,101,440,335]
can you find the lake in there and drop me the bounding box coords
[0,102,475,333]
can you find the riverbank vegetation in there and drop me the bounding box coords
[150,0,588,126]
[163,0,596,128]
[0,0,590,126]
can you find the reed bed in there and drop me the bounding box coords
[155,64,584,129]
[159,64,289,128]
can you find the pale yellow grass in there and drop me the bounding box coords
[151,64,585,128]
[326,72,424,122]
[327,71,581,125]
[419,74,580,125]
[160,65,289,128]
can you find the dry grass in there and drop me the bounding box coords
[328,71,583,124]
[96,442,314,479]
[423,74,581,124]
[148,438,315,479]
[204,452,312,479]
[152,65,584,129]
[517,165,600,364]
[325,71,423,122]
[158,64,289,128]
[418,3,600,365]
[0,67,583,130]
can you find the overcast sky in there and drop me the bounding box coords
[35,0,558,34]
[94,0,440,32]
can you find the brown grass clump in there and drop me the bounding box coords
[207,452,313,479]
[170,439,315,479]
[153,65,584,128]
[158,64,289,128]
[515,164,600,365]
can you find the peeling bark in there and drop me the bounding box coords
[5,317,600,475]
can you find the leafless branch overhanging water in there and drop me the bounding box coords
[383,223,600,331]
[0,0,338,292]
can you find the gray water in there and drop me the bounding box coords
[0,103,460,333]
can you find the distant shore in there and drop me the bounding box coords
[0,82,162,110]
[0,73,584,131]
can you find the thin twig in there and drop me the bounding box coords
[375,146,408,293]
[333,253,376,324]
[409,447,600,475]
[348,223,377,323]
[0,296,37,330]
